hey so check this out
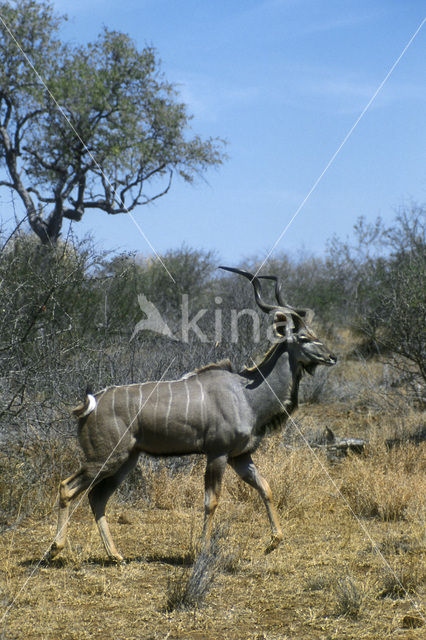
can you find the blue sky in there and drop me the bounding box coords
[6,1,426,263]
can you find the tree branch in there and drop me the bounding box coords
[15,110,44,153]
[0,123,50,243]
[63,207,84,221]
[23,146,67,175]
[81,169,173,213]
[27,186,55,203]
[0,93,12,129]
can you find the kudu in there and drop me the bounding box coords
[48,267,336,562]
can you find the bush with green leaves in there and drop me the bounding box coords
[0,0,225,244]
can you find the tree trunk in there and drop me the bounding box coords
[0,125,62,246]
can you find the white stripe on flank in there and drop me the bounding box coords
[94,388,108,430]
[196,378,205,429]
[138,385,143,415]
[125,387,132,424]
[153,384,160,429]
[111,388,120,437]
[184,380,190,426]
[165,383,173,432]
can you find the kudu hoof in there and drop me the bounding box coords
[105,549,125,565]
[45,543,63,562]
[264,534,283,555]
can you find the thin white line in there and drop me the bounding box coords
[250,357,425,620]
[165,382,173,432]
[125,387,131,425]
[0,357,177,629]
[184,379,190,425]
[0,14,176,283]
[254,17,426,277]
[196,377,206,429]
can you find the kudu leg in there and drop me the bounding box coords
[88,451,140,563]
[229,453,283,554]
[48,468,93,560]
[201,454,228,550]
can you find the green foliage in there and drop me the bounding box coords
[0,0,63,101]
[0,1,225,244]
[369,245,425,375]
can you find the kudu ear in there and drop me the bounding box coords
[293,308,315,328]
[273,310,294,338]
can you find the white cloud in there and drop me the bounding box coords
[174,72,262,122]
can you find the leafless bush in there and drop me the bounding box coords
[328,206,425,391]
[299,367,332,404]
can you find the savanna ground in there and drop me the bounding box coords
[1,344,425,640]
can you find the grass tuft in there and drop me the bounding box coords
[378,562,424,599]
[304,572,332,592]
[332,575,364,618]
[165,530,225,611]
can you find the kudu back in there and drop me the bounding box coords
[48,268,336,562]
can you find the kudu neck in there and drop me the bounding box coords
[241,340,293,389]
[240,339,300,430]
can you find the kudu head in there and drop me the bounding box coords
[219,266,337,374]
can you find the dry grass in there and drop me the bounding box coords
[165,530,227,612]
[378,560,425,600]
[0,439,80,525]
[338,444,425,521]
[1,394,425,638]
[332,575,364,619]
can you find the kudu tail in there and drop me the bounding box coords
[72,386,97,418]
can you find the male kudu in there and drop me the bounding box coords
[48,267,336,562]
